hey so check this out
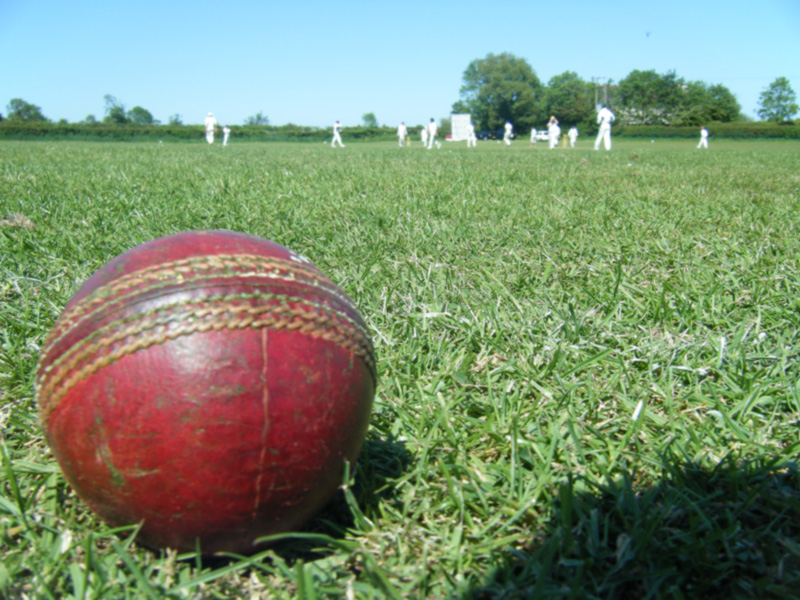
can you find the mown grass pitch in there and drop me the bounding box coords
[1,139,799,598]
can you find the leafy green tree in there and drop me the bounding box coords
[543,71,594,128]
[705,84,741,122]
[454,52,543,132]
[676,81,741,125]
[168,114,183,126]
[103,94,129,124]
[362,112,378,128]
[618,70,684,124]
[676,82,713,125]
[758,77,798,122]
[451,100,470,115]
[83,114,97,124]
[244,111,269,125]
[6,98,49,122]
[127,106,157,124]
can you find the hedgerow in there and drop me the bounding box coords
[0,120,797,141]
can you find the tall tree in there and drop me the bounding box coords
[6,98,49,122]
[677,81,741,124]
[244,111,269,125]
[705,84,741,122]
[454,52,543,132]
[362,112,379,128]
[618,70,684,124]
[103,94,129,124]
[543,71,594,127]
[127,106,157,124]
[758,77,798,122]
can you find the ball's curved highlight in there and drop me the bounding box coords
[37,230,376,554]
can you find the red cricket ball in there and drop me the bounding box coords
[37,230,376,554]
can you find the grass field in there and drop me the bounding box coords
[1,138,800,599]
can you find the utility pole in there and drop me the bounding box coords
[592,77,609,109]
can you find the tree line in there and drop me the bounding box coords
[2,54,797,133]
[0,95,271,128]
[452,53,798,134]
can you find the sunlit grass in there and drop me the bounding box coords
[1,139,799,598]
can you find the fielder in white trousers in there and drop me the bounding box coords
[397,122,407,147]
[331,121,345,148]
[427,119,438,149]
[594,106,615,150]
[204,112,217,144]
[547,116,561,150]
[568,126,578,147]
[547,116,559,149]
[698,126,709,149]
[467,122,477,147]
[549,125,561,149]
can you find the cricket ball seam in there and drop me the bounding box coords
[38,298,376,425]
[48,254,350,344]
[39,290,372,380]
[39,293,374,388]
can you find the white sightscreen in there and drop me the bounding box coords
[450,113,472,141]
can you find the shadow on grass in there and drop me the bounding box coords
[467,454,800,599]
[299,435,414,539]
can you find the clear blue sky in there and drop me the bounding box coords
[2,0,798,127]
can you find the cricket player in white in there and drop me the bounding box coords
[530,127,537,146]
[331,121,345,148]
[503,121,513,146]
[697,126,709,149]
[547,116,560,149]
[427,118,438,149]
[568,126,578,147]
[204,112,218,144]
[420,124,428,147]
[397,122,407,147]
[594,105,615,151]
[467,122,477,147]
[222,126,231,146]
